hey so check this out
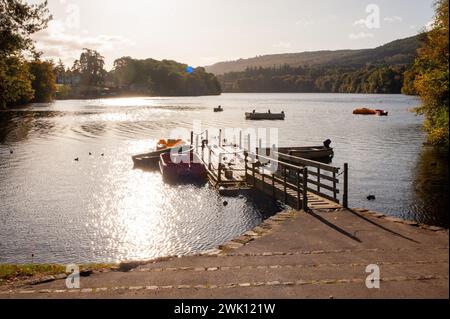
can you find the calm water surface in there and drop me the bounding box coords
[0,93,448,264]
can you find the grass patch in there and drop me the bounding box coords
[0,263,116,286]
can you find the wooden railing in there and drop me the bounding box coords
[191,130,349,208]
[246,149,348,208]
[244,151,309,210]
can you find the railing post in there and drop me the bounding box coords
[261,167,265,192]
[195,135,199,152]
[247,134,251,153]
[302,167,308,212]
[208,147,212,171]
[297,170,301,210]
[239,130,242,149]
[219,129,222,147]
[252,162,256,187]
[202,142,205,162]
[218,153,222,183]
[206,130,209,145]
[343,163,348,208]
[244,151,248,178]
[190,131,194,147]
[333,171,337,201]
[258,138,262,159]
[272,172,275,198]
[283,165,287,204]
[317,167,321,193]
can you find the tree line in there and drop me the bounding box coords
[54,55,221,98]
[1,0,221,108]
[218,64,407,94]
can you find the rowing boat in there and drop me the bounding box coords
[245,111,285,120]
[132,139,185,169]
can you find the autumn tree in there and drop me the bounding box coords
[413,0,449,146]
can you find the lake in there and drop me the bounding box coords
[0,93,448,264]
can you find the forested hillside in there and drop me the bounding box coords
[207,36,420,74]
[209,36,421,94]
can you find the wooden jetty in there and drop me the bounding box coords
[191,130,348,211]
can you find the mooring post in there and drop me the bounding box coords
[343,163,348,208]
[302,167,308,212]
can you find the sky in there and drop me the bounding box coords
[29,0,436,70]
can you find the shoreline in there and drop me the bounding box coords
[1,207,447,290]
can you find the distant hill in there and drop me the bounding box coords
[206,35,420,75]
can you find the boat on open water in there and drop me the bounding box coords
[245,110,285,120]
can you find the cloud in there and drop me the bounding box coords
[32,20,134,66]
[384,16,403,23]
[349,32,374,40]
[425,20,435,31]
[353,19,367,26]
[273,42,292,49]
[295,18,315,27]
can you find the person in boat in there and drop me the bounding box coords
[218,105,222,110]
[253,110,256,113]
[268,109,271,114]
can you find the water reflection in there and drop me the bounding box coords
[0,94,448,265]
[411,146,449,227]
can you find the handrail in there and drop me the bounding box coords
[192,130,208,136]
[246,151,305,172]
[273,151,339,172]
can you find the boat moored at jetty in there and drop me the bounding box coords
[214,105,224,112]
[245,110,285,120]
[132,139,185,169]
[257,140,334,161]
[159,148,207,182]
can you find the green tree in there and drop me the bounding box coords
[72,48,107,87]
[0,0,52,107]
[0,0,52,57]
[413,0,449,146]
[29,60,56,102]
[0,56,34,107]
